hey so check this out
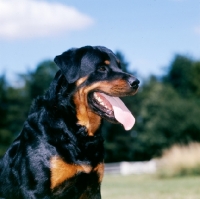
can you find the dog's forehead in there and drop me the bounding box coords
[80,47,119,72]
[78,46,120,76]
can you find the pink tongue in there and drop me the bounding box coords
[100,93,135,130]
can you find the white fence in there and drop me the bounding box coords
[104,160,157,175]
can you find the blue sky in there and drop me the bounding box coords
[0,0,199,83]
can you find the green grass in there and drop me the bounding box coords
[101,174,200,199]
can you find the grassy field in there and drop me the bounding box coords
[101,174,200,199]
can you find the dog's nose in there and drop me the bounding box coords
[128,76,140,89]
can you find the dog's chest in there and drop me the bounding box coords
[50,156,104,191]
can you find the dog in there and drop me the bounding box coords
[0,46,139,199]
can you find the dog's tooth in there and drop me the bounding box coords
[98,97,102,102]
[100,101,104,105]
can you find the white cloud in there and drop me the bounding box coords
[0,0,94,39]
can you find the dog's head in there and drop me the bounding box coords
[54,46,139,135]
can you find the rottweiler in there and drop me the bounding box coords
[0,46,139,199]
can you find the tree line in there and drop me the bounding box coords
[0,53,200,162]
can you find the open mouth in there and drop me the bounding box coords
[88,92,135,131]
[93,92,115,117]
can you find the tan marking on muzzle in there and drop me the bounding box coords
[76,76,88,87]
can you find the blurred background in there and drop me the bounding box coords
[0,0,200,198]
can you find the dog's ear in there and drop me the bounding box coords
[54,48,82,84]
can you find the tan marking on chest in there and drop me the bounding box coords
[94,163,105,182]
[50,156,92,189]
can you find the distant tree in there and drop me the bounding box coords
[0,75,13,156]
[163,55,193,97]
[0,75,7,129]
[133,77,200,159]
[24,60,58,99]
[132,56,200,160]
[191,61,200,97]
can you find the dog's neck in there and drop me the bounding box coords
[73,90,102,136]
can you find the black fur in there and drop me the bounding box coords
[0,46,139,199]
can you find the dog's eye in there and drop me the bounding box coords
[98,66,107,72]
